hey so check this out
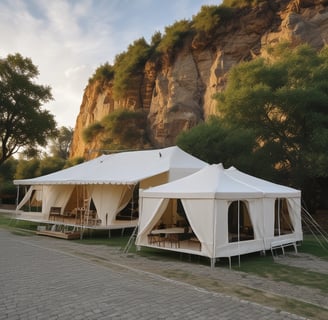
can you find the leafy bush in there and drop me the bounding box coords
[222,0,265,8]
[15,159,40,180]
[157,20,192,53]
[82,122,104,143]
[192,5,234,33]
[82,109,151,151]
[101,109,149,148]
[64,157,85,168]
[36,157,65,176]
[88,62,114,84]
[176,116,260,174]
[113,38,152,99]
[150,31,162,47]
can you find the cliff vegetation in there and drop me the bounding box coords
[70,0,328,163]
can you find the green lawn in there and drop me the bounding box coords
[1,212,328,287]
[1,211,327,320]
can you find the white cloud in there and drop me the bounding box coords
[0,0,221,128]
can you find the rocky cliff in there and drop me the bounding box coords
[70,0,328,159]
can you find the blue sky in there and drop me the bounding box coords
[0,0,221,127]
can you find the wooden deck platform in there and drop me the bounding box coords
[36,230,81,240]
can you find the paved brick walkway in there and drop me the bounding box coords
[0,228,311,320]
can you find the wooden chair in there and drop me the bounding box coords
[49,207,61,221]
[167,234,180,248]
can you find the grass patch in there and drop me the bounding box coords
[0,212,40,231]
[11,229,35,236]
[300,234,328,260]
[2,211,328,295]
[1,213,328,319]
[232,252,328,294]
[74,235,131,248]
[160,268,328,320]
[0,213,12,226]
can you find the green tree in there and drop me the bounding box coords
[177,117,277,179]
[157,20,192,54]
[0,158,18,204]
[150,31,162,47]
[64,156,84,169]
[222,0,264,8]
[192,5,233,34]
[49,126,74,159]
[215,43,328,190]
[36,156,65,176]
[113,38,152,99]
[0,53,57,166]
[88,62,114,85]
[15,158,40,180]
[82,109,150,151]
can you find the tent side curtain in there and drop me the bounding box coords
[16,186,34,210]
[42,185,75,216]
[136,198,169,245]
[181,199,214,257]
[247,199,264,240]
[118,186,135,213]
[287,197,302,236]
[90,184,134,225]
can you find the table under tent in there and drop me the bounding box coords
[13,146,207,239]
[136,164,303,267]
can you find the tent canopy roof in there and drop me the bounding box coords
[14,146,207,185]
[140,164,301,199]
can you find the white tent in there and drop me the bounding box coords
[136,164,303,266]
[14,146,207,229]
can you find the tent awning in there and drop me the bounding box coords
[14,146,207,186]
[140,164,301,199]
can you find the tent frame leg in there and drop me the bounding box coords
[210,258,216,269]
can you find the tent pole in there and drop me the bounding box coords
[131,184,135,220]
[210,258,215,269]
[15,185,20,207]
[278,198,281,236]
[238,201,241,268]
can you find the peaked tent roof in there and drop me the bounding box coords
[14,146,207,185]
[226,166,300,197]
[141,164,300,199]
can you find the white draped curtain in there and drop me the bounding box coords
[136,198,169,245]
[90,184,134,225]
[181,199,214,257]
[42,185,75,217]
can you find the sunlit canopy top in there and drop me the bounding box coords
[140,164,301,199]
[14,146,207,185]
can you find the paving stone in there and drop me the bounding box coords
[0,228,325,320]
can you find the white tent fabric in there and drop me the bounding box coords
[136,164,302,261]
[42,185,75,215]
[16,186,35,211]
[14,146,207,185]
[14,146,207,228]
[226,166,300,197]
[90,184,133,225]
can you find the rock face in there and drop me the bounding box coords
[70,0,328,159]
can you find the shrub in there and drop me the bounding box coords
[88,63,114,84]
[157,20,192,53]
[150,31,162,47]
[82,122,104,143]
[113,38,152,99]
[192,5,234,33]
[222,0,265,8]
[101,109,149,147]
[82,109,151,151]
